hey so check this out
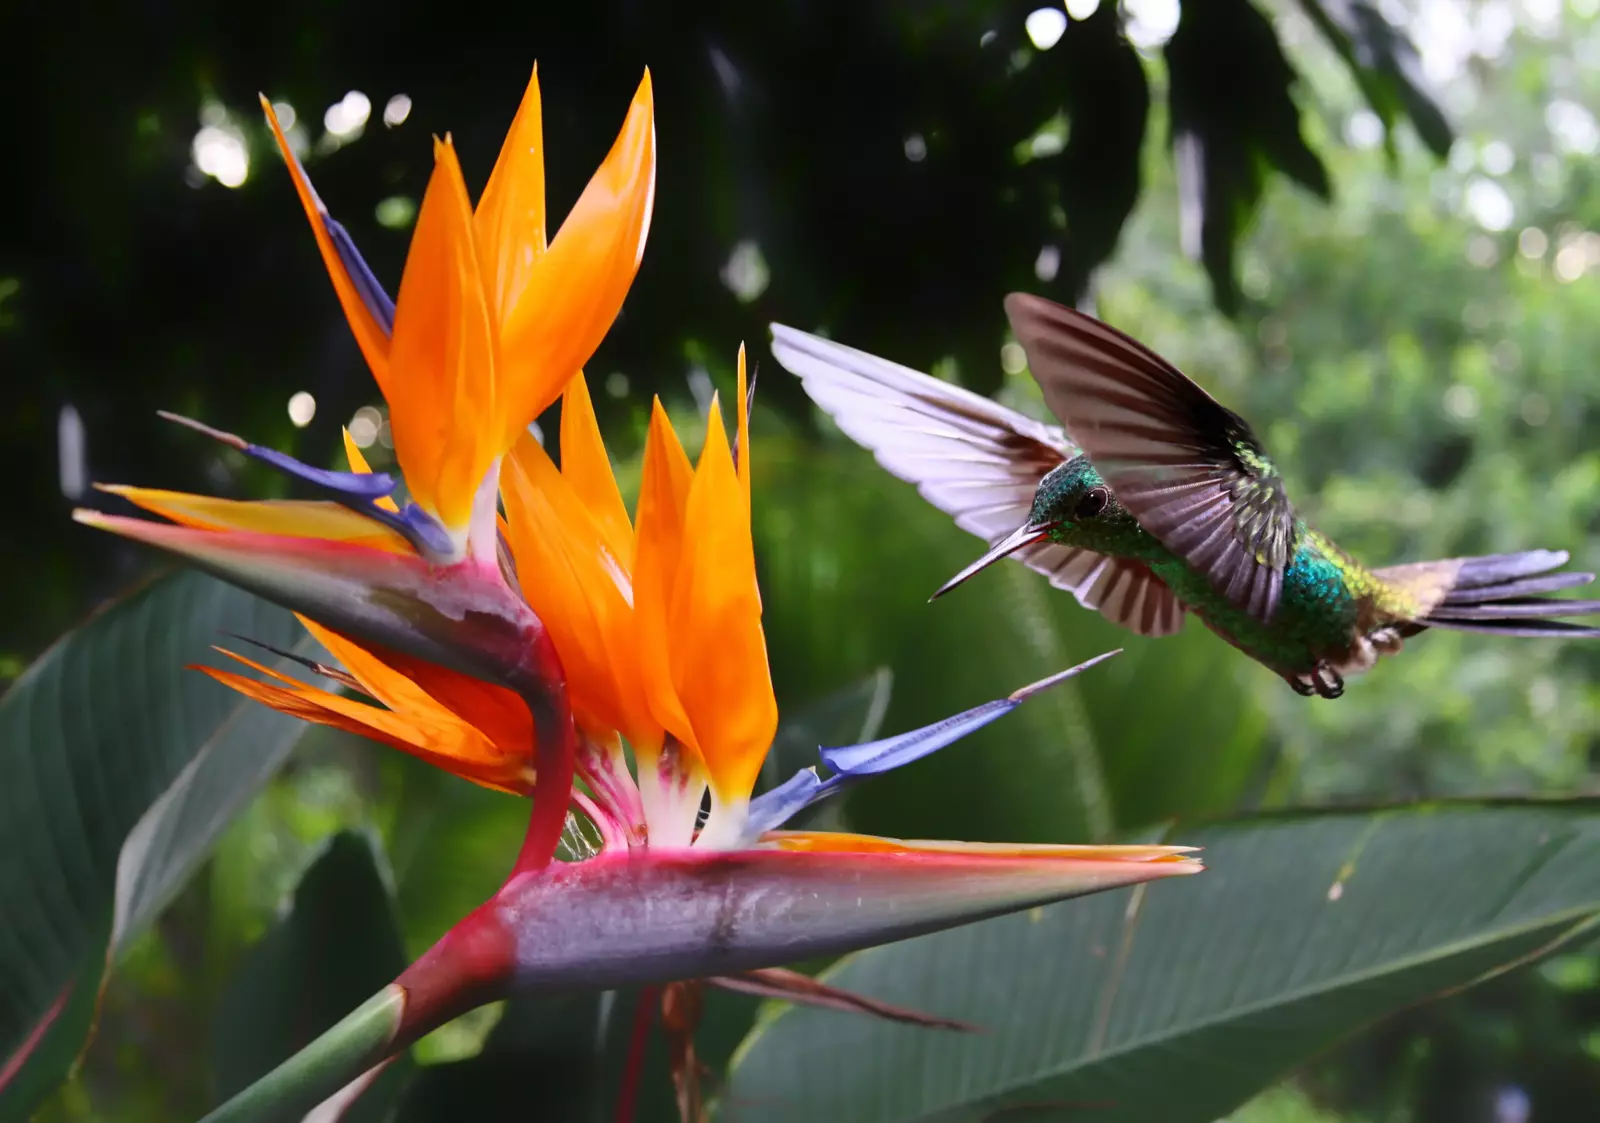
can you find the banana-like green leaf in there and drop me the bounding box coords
[722,802,1600,1122]
[0,571,312,1120]
[213,830,410,1115]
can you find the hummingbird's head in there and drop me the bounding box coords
[1029,458,1120,531]
[931,456,1143,600]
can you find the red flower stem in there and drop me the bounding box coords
[393,899,519,1047]
[614,985,660,1123]
[501,627,579,873]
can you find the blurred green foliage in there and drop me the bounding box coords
[7,1,1600,1121]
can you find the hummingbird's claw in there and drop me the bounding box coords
[1311,663,1345,699]
[1285,664,1345,699]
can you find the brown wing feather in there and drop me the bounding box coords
[770,323,1186,637]
[1004,293,1296,623]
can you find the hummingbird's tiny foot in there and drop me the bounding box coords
[1286,674,1316,697]
[1311,663,1345,699]
[1369,626,1404,656]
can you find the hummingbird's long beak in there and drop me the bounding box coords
[930,522,1057,601]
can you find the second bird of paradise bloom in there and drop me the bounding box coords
[74,66,1200,1121]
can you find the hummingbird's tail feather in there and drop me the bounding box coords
[1376,550,1600,638]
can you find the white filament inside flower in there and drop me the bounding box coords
[634,740,708,850]
[692,789,750,850]
[464,459,505,566]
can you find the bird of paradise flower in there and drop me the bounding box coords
[75,66,1200,1121]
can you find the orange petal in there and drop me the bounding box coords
[494,71,656,455]
[199,654,533,795]
[475,66,548,329]
[667,396,777,803]
[632,398,698,753]
[559,373,633,568]
[342,429,400,512]
[295,616,535,764]
[386,137,498,538]
[98,485,410,554]
[260,96,391,384]
[296,616,462,721]
[501,432,658,749]
[347,634,537,764]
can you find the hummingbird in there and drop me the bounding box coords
[769,294,1600,698]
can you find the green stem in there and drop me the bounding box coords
[199,902,516,1123]
[198,986,405,1123]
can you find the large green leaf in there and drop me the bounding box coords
[0,571,311,1119]
[721,802,1600,1122]
[212,830,410,1118]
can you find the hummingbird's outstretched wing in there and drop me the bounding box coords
[769,323,1187,637]
[1005,293,1297,623]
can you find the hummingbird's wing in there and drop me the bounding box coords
[769,323,1187,637]
[1005,293,1296,623]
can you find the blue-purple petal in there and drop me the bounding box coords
[236,442,459,558]
[745,768,859,838]
[819,699,1017,776]
[243,443,399,502]
[324,215,396,334]
[819,650,1122,778]
[744,651,1122,839]
[157,410,456,560]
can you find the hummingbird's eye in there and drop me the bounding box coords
[1075,487,1110,520]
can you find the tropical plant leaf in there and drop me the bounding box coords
[1298,0,1453,158]
[0,570,311,1120]
[212,829,410,1118]
[1165,0,1331,313]
[1020,2,1150,305]
[721,802,1600,1122]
